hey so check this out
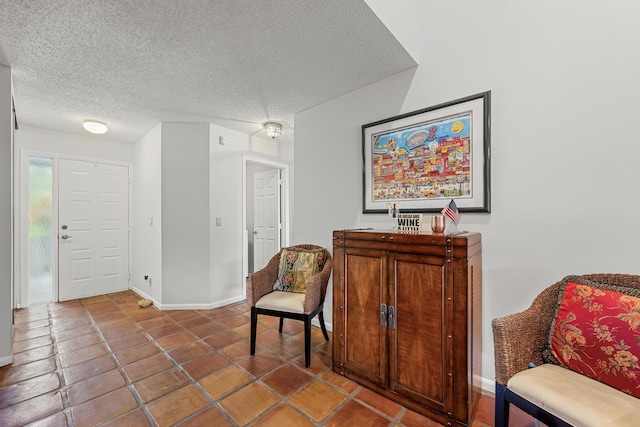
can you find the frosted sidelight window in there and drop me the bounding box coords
[29,157,53,305]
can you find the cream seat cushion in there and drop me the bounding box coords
[255,291,305,314]
[508,364,640,427]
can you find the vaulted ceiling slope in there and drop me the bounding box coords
[0,0,416,143]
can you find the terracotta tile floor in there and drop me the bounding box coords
[0,291,543,426]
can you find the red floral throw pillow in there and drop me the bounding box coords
[549,281,640,398]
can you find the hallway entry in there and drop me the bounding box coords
[252,168,281,271]
[245,160,288,277]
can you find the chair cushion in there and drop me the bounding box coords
[544,277,640,398]
[273,247,328,293]
[255,291,305,314]
[508,364,640,427]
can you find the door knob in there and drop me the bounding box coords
[61,235,72,239]
[253,231,258,235]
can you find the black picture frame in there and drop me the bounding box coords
[362,91,491,214]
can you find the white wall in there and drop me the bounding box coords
[209,125,291,306]
[132,123,162,302]
[210,125,251,305]
[15,125,134,162]
[131,122,292,309]
[293,0,640,389]
[0,64,13,366]
[161,123,211,305]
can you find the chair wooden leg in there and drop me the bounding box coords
[318,310,329,341]
[250,307,257,356]
[304,317,311,368]
[278,317,284,333]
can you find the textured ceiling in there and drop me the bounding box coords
[0,0,416,143]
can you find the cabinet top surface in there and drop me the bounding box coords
[332,229,481,247]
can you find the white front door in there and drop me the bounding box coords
[253,169,281,271]
[58,159,130,301]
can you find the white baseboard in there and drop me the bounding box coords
[481,377,495,393]
[311,318,332,332]
[130,287,160,309]
[158,295,245,311]
[129,287,245,311]
[0,354,13,367]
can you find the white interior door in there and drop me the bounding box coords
[58,159,129,301]
[253,169,281,271]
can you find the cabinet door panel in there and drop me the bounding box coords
[343,248,387,386]
[389,252,446,409]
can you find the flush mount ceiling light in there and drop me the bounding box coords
[82,120,108,134]
[263,122,282,140]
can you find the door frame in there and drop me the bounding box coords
[15,149,133,308]
[242,154,290,298]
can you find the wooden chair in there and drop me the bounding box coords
[247,244,332,367]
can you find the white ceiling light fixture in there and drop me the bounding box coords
[263,122,282,140]
[83,120,108,134]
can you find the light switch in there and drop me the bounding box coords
[216,217,222,226]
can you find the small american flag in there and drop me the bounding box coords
[441,199,460,224]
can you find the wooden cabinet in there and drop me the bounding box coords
[332,230,482,427]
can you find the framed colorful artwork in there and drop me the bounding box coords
[362,91,491,214]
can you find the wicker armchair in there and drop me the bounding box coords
[493,273,640,427]
[247,244,332,367]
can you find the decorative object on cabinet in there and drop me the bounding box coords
[430,215,445,233]
[362,91,491,214]
[247,244,332,368]
[396,213,422,232]
[332,229,482,427]
[441,199,461,234]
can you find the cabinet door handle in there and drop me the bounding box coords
[380,304,387,327]
[388,306,396,330]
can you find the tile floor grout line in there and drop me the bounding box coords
[201,315,300,426]
[67,293,162,427]
[179,306,337,426]
[21,301,77,425]
[49,302,74,427]
[109,293,253,427]
[251,378,318,426]
[105,293,195,427]
[168,311,242,427]
[80,295,147,427]
[94,296,161,427]
[10,298,325,427]
[188,317,310,426]
[251,359,341,426]
[53,299,95,427]
[5,291,501,427]
[180,304,372,426]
